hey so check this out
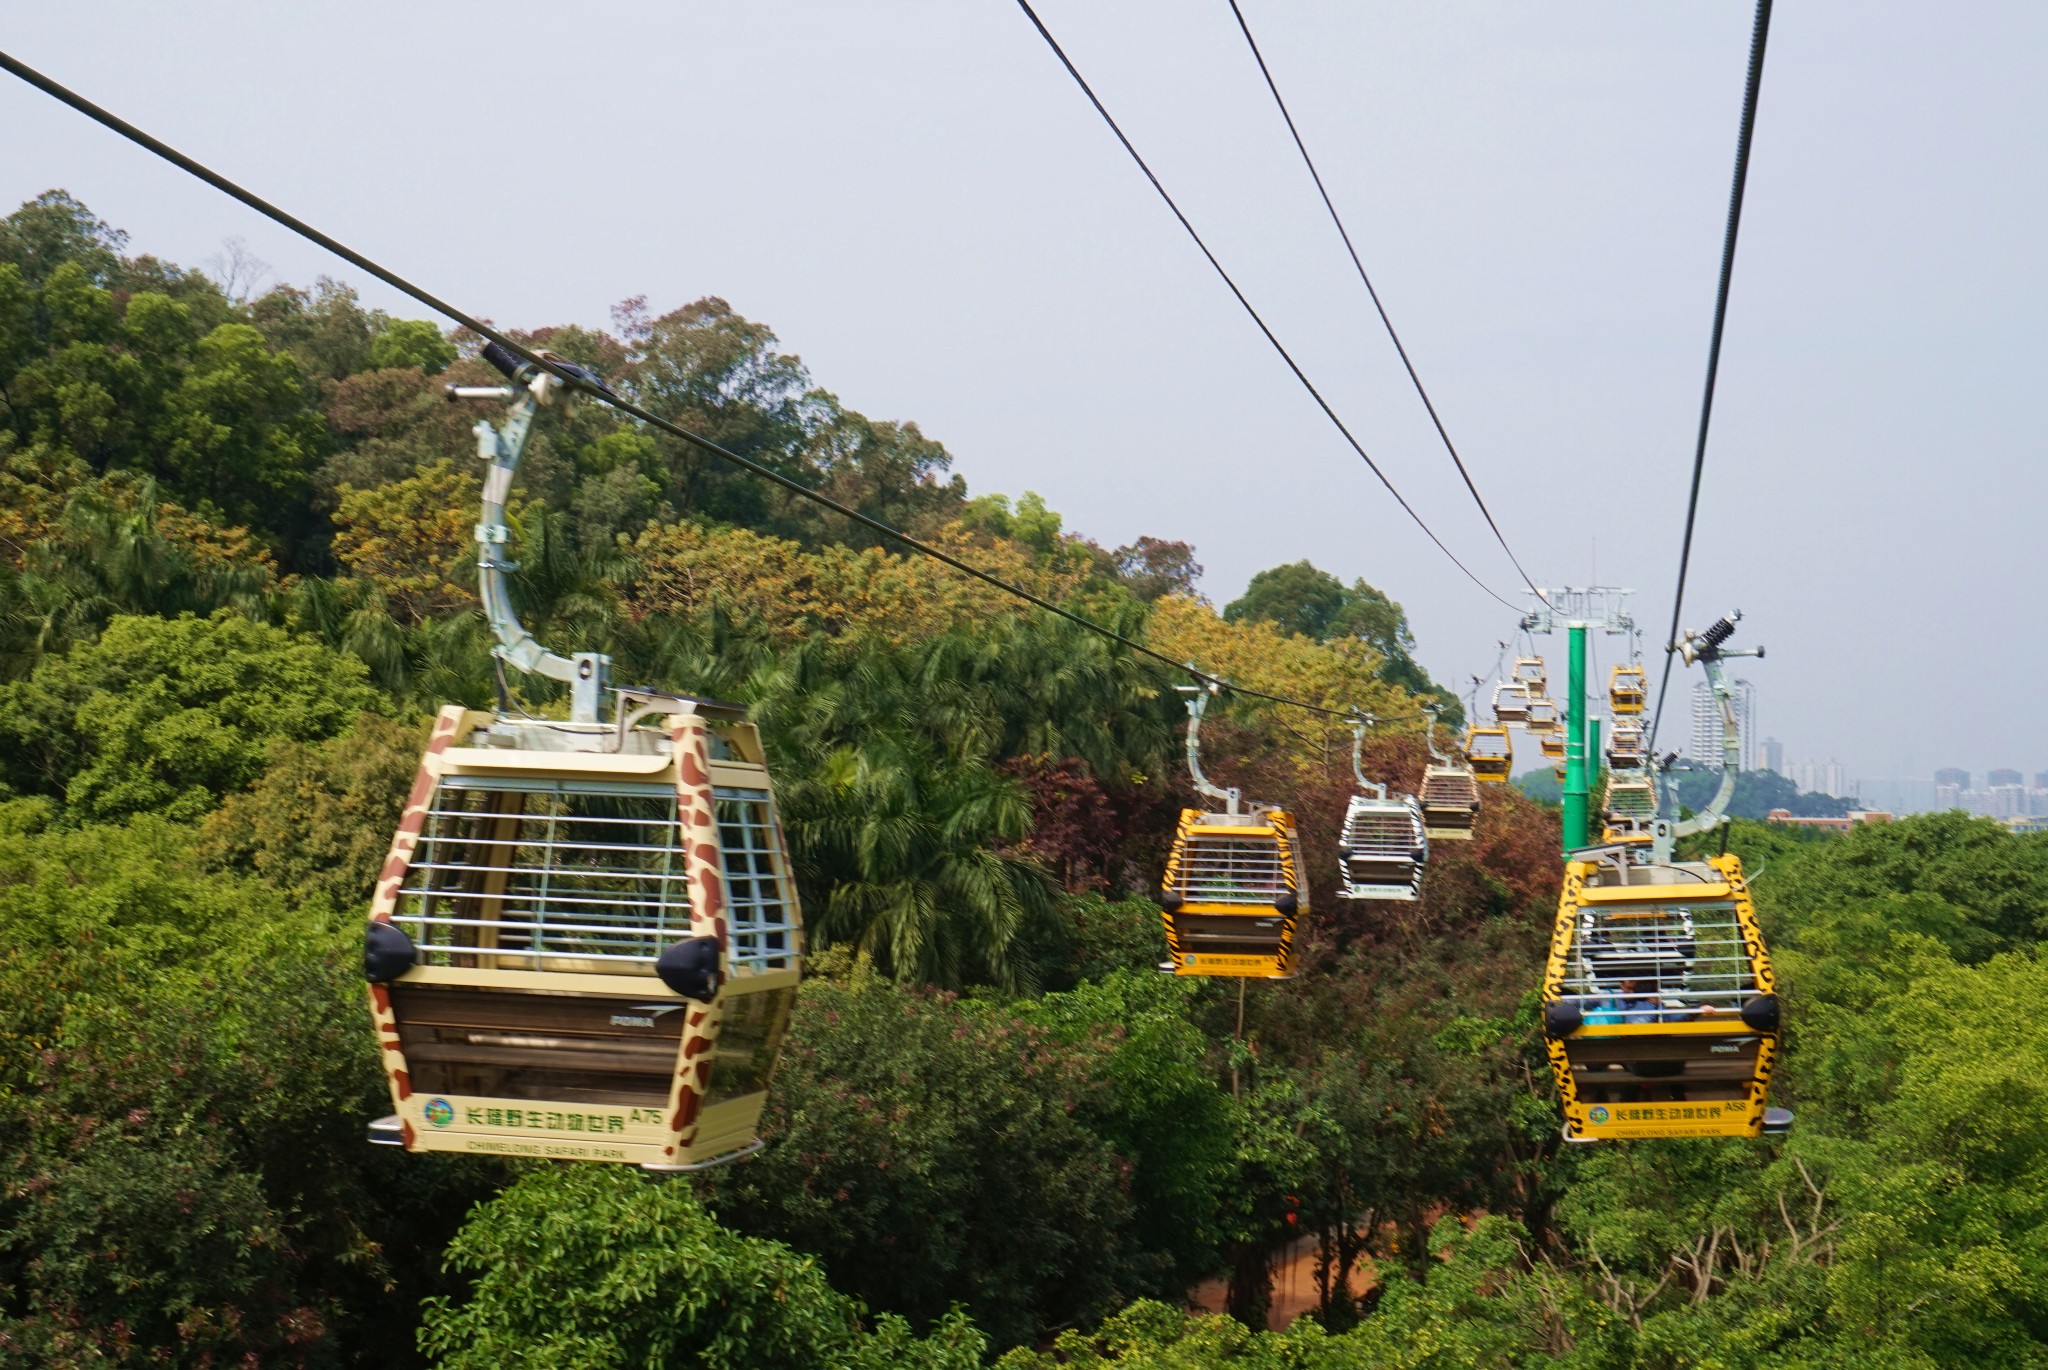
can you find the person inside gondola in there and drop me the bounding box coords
[1587,979,1661,1024]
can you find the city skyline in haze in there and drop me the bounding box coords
[3,1,2040,780]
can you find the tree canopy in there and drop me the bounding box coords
[0,189,2034,1370]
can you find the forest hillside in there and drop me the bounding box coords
[4,192,2047,1369]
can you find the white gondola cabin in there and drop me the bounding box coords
[1606,719,1647,770]
[1513,656,1548,697]
[1491,680,1531,725]
[1338,796,1427,900]
[1541,851,1788,1141]
[1524,695,1559,735]
[1337,722,1427,901]
[365,698,801,1170]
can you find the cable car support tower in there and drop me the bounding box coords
[1520,588,1635,853]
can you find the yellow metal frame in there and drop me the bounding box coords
[366,705,802,1167]
[1158,807,1304,978]
[1540,853,1779,1141]
[1609,664,1648,716]
[1464,725,1513,784]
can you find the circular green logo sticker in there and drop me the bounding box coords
[1588,1106,1610,1125]
[424,1098,455,1128]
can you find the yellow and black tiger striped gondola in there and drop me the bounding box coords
[1541,612,1785,1143]
[364,347,801,1171]
[1540,850,1788,1141]
[1155,685,1304,977]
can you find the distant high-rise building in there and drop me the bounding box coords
[1989,768,2023,788]
[1860,778,1939,814]
[1935,768,1971,790]
[1936,783,1963,810]
[2036,771,2048,791]
[1787,758,1848,798]
[1760,736,1785,774]
[1689,679,1755,767]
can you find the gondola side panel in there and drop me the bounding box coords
[1157,808,1199,966]
[666,713,726,1158]
[1715,853,1779,1124]
[366,704,475,1150]
[1273,808,1303,974]
[1542,860,1588,1120]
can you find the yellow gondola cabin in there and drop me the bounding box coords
[1541,851,1789,1141]
[1157,806,1305,977]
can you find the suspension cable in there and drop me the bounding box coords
[1012,1,1520,612]
[1223,0,1547,608]
[0,45,1407,726]
[1647,0,1774,752]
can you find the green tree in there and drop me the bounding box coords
[420,1167,986,1370]
[1224,561,1453,713]
[0,612,383,822]
[0,818,484,1367]
[0,190,127,286]
[155,322,324,522]
[696,977,1135,1349]
[367,318,456,374]
[199,711,426,911]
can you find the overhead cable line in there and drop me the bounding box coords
[1011,0,1521,613]
[1646,0,1774,753]
[1223,0,1548,609]
[0,46,1419,727]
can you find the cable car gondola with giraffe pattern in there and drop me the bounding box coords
[363,346,802,1171]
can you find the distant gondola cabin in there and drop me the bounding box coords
[1420,765,1481,840]
[1541,852,1788,1141]
[1337,793,1428,901]
[364,700,801,1170]
[1157,807,1304,977]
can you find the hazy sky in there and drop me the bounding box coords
[5,2,2041,783]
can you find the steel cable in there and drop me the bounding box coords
[0,45,1426,727]
[1223,0,1548,608]
[1012,0,1521,612]
[1646,0,1774,753]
